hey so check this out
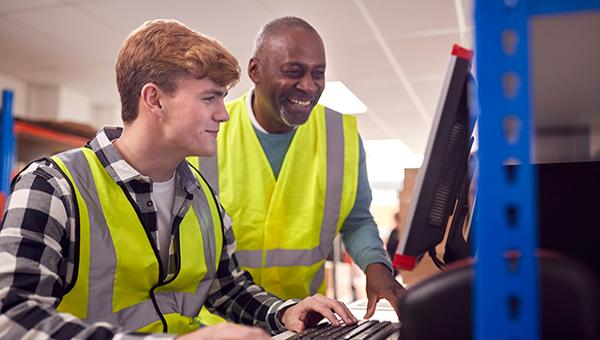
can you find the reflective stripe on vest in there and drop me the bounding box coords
[51,148,223,334]
[197,95,359,299]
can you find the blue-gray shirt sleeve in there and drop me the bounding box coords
[340,137,393,272]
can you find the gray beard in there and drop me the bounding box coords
[279,105,297,127]
[279,104,310,127]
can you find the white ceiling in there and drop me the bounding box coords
[0,0,473,155]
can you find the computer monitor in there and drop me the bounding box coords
[393,45,474,271]
[537,160,600,279]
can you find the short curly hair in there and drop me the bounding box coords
[252,16,320,58]
[116,19,240,122]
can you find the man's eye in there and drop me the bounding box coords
[313,70,325,79]
[203,96,215,102]
[284,69,303,77]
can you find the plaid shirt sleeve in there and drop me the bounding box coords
[204,208,298,335]
[0,161,172,340]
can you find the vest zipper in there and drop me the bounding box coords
[148,284,168,333]
[119,184,168,332]
[161,223,182,285]
[198,169,226,263]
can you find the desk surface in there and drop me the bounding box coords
[272,299,399,339]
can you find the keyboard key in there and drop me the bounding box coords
[339,320,378,339]
[348,321,390,340]
[285,323,329,339]
[284,319,400,340]
[362,322,401,340]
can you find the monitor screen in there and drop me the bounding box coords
[537,160,600,279]
[393,45,473,271]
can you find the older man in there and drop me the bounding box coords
[196,16,405,320]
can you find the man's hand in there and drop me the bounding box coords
[177,322,270,340]
[280,294,358,333]
[364,262,406,319]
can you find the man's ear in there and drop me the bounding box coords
[140,83,164,119]
[248,57,261,83]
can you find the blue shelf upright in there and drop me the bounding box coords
[474,1,600,339]
[1,89,15,215]
[474,1,538,339]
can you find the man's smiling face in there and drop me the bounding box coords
[252,27,326,131]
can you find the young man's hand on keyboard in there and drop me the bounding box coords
[279,294,358,332]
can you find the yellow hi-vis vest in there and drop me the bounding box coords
[197,93,359,299]
[50,147,223,335]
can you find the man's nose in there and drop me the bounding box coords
[215,101,229,122]
[297,74,319,94]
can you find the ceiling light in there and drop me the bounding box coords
[318,81,367,114]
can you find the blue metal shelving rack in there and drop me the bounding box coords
[1,89,15,215]
[474,1,600,339]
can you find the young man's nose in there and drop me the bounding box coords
[214,101,230,122]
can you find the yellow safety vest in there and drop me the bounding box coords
[197,93,359,299]
[51,147,223,334]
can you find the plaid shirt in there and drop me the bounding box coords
[0,126,295,339]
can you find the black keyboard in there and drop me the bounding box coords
[285,320,400,340]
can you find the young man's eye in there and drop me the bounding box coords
[203,96,215,103]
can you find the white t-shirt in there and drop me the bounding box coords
[153,175,176,268]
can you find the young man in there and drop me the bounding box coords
[196,16,405,319]
[0,19,356,339]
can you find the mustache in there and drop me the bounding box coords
[282,92,321,102]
